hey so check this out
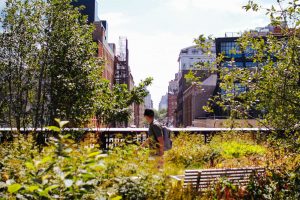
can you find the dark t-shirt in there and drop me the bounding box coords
[148,120,163,155]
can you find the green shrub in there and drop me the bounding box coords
[117,175,166,200]
[0,128,297,199]
[0,121,168,199]
[165,133,219,171]
[215,141,266,159]
[245,158,300,200]
[0,133,107,199]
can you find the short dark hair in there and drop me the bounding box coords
[144,109,155,117]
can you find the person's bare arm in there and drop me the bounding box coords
[157,136,164,156]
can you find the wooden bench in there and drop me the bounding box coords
[183,167,265,192]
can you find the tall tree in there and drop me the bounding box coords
[95,78,153,127]
[0,0,153,129]
[43,0,102,126]
[0,0,44,129]
[194,0,300,143]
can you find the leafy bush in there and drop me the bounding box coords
[0,122,107,199]
[214,141,266,159]
[245,156,300,200]
[0,121,168,200]
[165,133,219,171]
[165,132,267,172]
[0,127,298,199]
[117,175,166,200]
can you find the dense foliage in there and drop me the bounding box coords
[0,0,152,129]
[196,0,300,135]
[0,0,299,199]
[96,78,153,127]
[0,120,166,199]
[0,0,101,128]
[1,128,298,199]
[165,132,267,174]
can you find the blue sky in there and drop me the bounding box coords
[0,0,275,109]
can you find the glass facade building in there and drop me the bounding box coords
[216,37,256,68]
[72,0,101,23]
[214,36,266,117]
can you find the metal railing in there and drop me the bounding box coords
[0,127,270,150]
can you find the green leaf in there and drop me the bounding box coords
[44,185,59,193]
[88,151,100,158]
[40,156,53,164]
[8,184,22,193]
[27,185,39,192]
[111,196,122,200]
[81,173,96,179]
[25,162,35,170]
[54,118,61,124]
[46,126,60,132]
[59,120,69,128]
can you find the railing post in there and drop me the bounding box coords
[204,133,208,144]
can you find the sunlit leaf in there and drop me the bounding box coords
[27,185,39,192]
[8,184,22,193]
[46,126,60,132]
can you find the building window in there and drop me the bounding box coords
[222,61,243,68]
[221,83,247,96]
[192,49,198,54]
[245,46,255,58]
[246,62,258,68]
[181,50,188,54]
[220,42,242,58]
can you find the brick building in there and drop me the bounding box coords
[73,1,116,85]
[93,21,116,85]
[167,93,177,126]
[183,74,217,127]
[167,74,178,126]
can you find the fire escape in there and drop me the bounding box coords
[114,37,129,86]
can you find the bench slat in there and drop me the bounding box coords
[184,171,264,178]
[183,167,265,191]
[185,167,263,173]
[184,172,264,181]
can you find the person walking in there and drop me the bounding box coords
[139,109,164,168]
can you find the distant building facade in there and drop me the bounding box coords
[176,44,216,126]
[144,90,153,109]
[213,25,282,117]
[183,75,217,126]
[73,0,116,85]
[178,45,216,71]
[71,0,101,23]
[134,103,145,128]
[93,21,116,85]
[159,94,168,111]
[167,74,179,126]
[115,37,131,86]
